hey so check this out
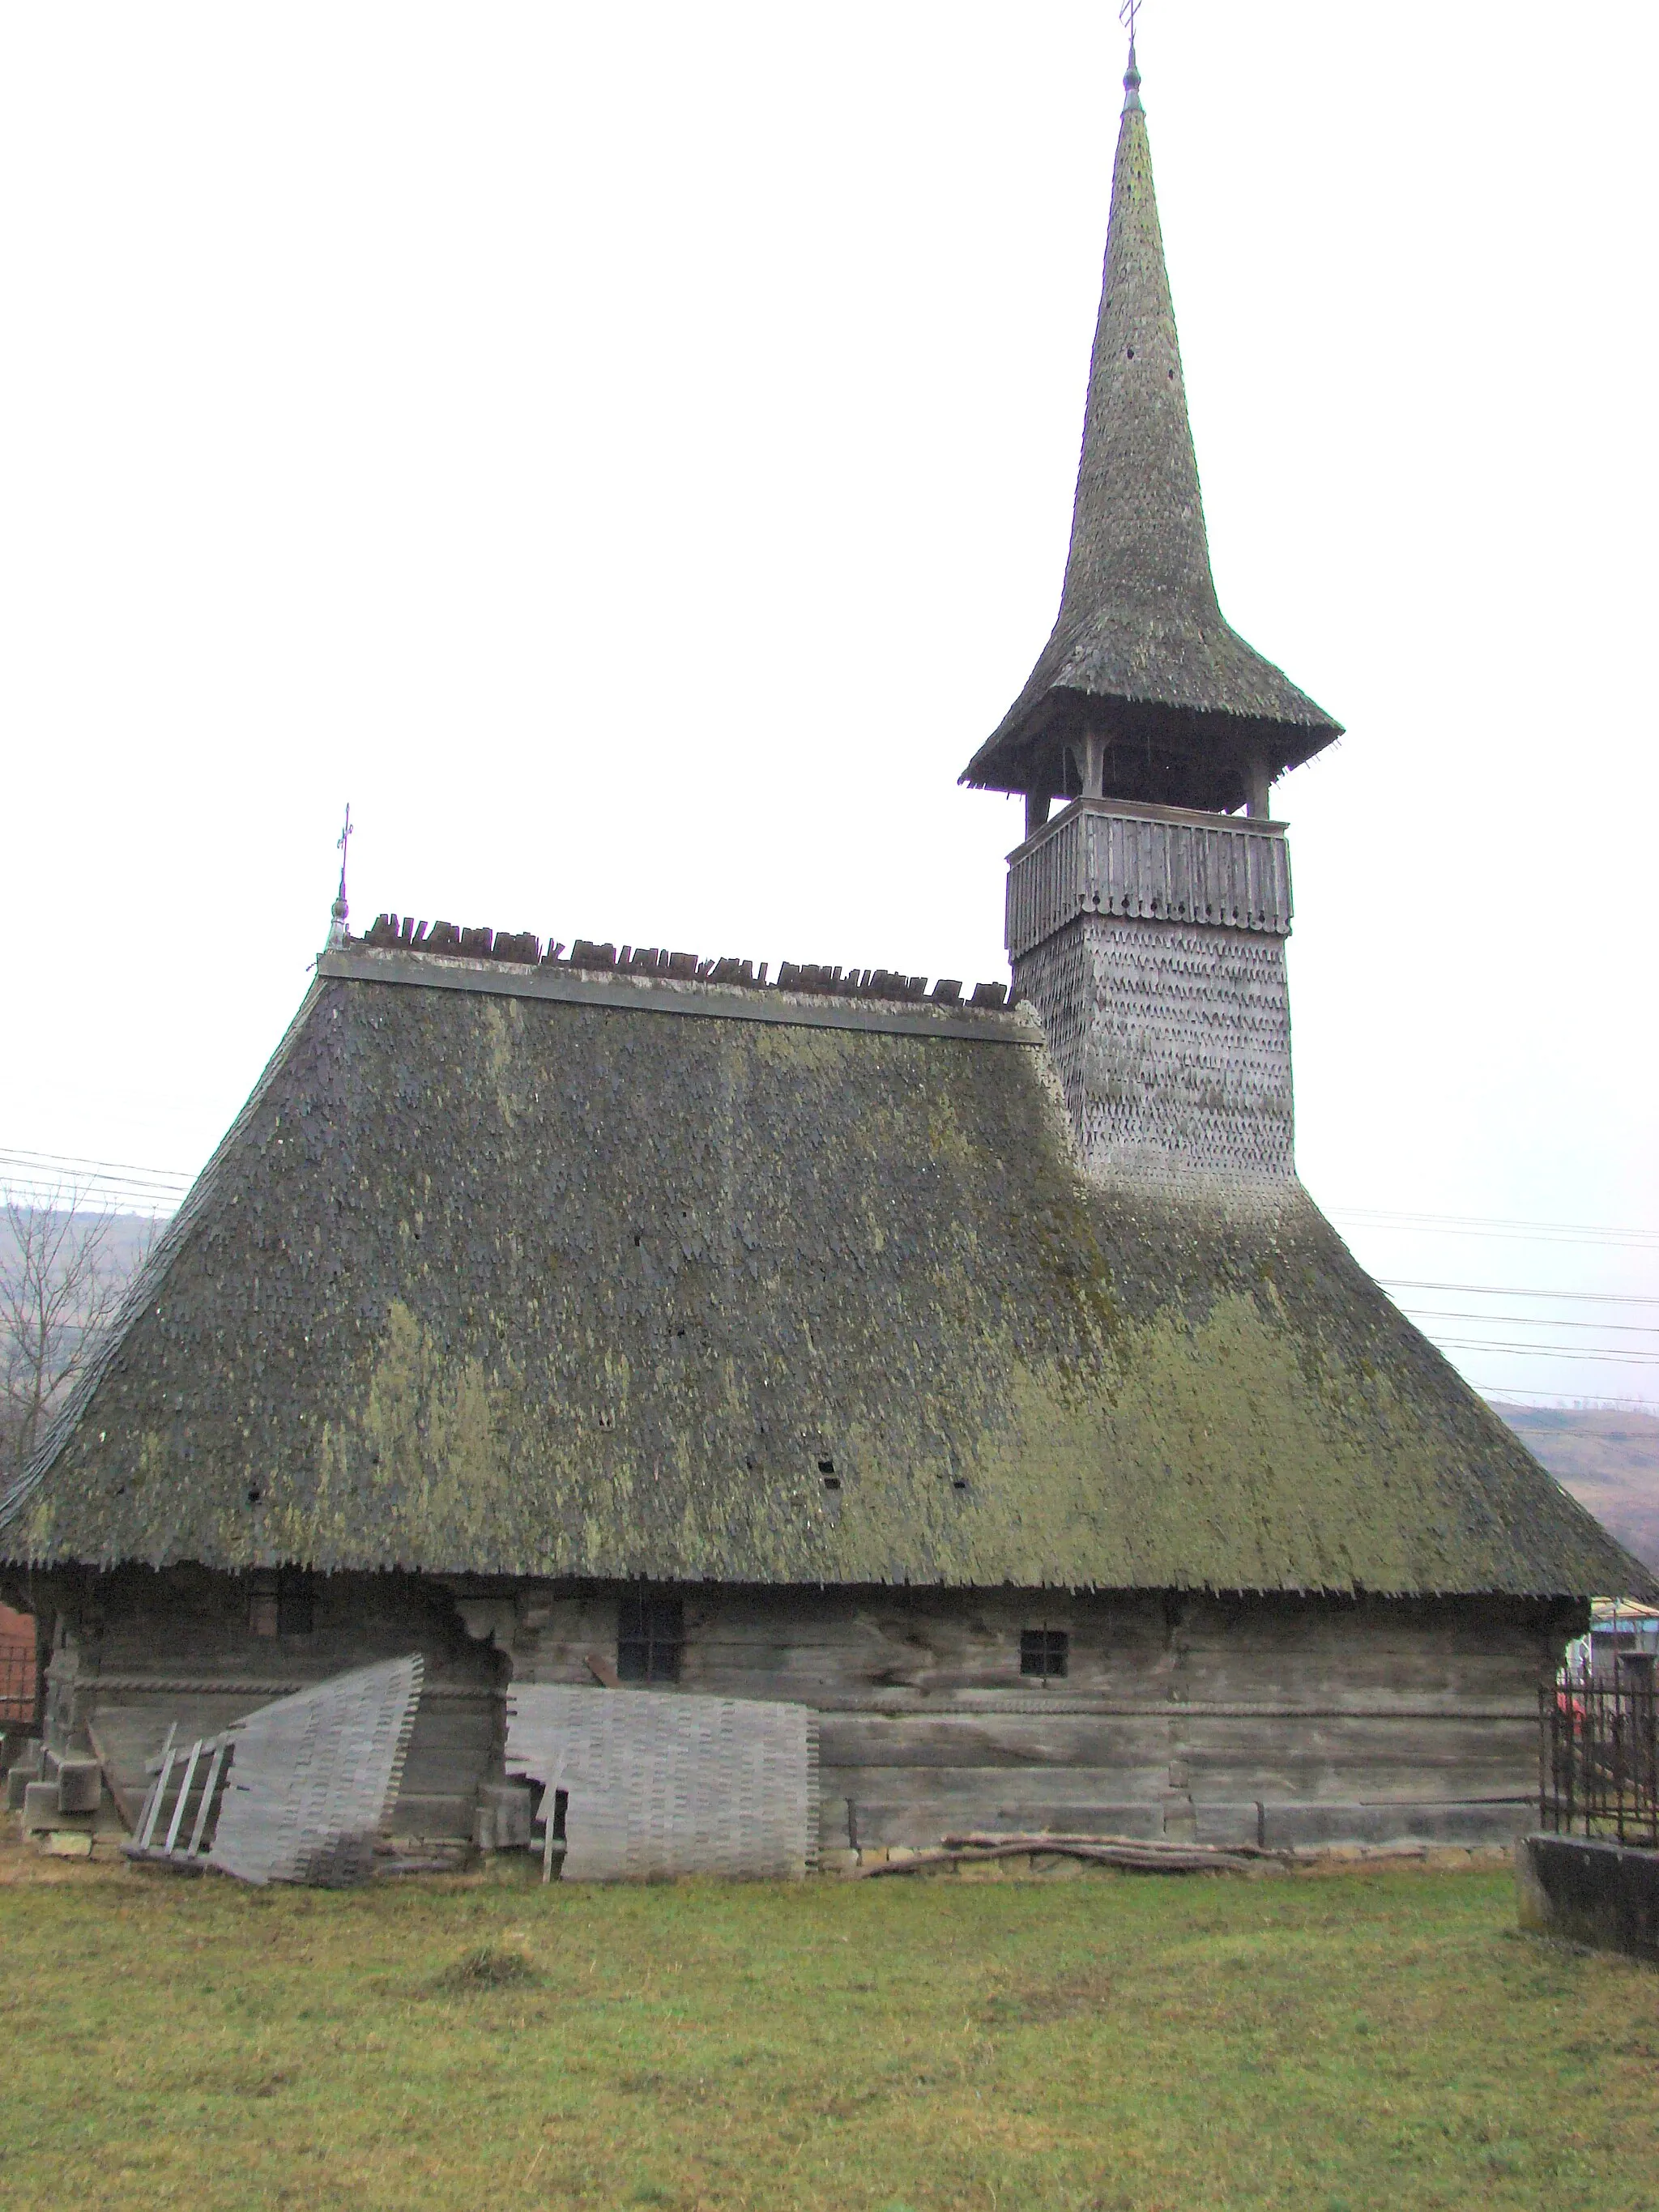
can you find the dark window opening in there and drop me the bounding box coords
[1021,1628,1068,1680]
[817,1457,835,1475]
[249,1568,313,1639]
[617,1592,684,1683]
[249,1571,279,1638]
[278,1569,313,1638]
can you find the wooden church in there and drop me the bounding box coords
[3,46,1644,1863]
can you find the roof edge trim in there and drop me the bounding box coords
[318,950,1042,1043]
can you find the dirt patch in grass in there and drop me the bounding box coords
[0,1828,1653,2210]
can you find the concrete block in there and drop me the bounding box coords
[55,1758,103,1815]
[43,1832,94,1859]
[6,1767,33,1811]
[20,1779,62,1833]
[8,1738,44,1784]
[1516,1833,1659,1963]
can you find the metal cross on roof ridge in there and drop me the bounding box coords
[1119,0,1141,53]
[336,801,353,906]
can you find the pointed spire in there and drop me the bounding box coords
[962,49,1340,819]
[326,803,352,951]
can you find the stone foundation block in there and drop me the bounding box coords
[1516,1833,1659,1963]
[20,1779,62,1832]
[55,1758,103,1814]
[6,1738,44,1795]
[474,1781,535,1852]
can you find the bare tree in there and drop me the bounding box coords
[0,1186,156,1485]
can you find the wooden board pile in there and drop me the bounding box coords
[123,1656,424,1885]
[851,1831,1287,1877]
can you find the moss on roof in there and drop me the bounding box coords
[2,965,1643,1598]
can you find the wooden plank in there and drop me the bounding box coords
[164,1738,204,1855]
[135,1727,178,1850]
[83,1717,141,1831]
[822,1764,1171,1806]
[818,1713,1171,1769]
[187,1737,229,1856]
[832,1789,1168,1851]
[1179,1715,1536,1766]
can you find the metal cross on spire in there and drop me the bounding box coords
[1119,0,1143,107]
[326,802,354,950]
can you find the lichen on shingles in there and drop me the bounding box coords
[2,974,1646,1600]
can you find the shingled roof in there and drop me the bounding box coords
[962,50,1342,812]
[2,944,1641,1600]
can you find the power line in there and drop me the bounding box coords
[1432,1338,1659,1366]
[1479,1387,1659,1414]
[1331,1205,1659,1251]
[0,1145,192,1184]
[0,1145,193,1217]
[1379,1278,1659,1306]
[1401,1308,1659,1337]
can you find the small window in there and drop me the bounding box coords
[249,1568,313,1639]
[1021,1628,1068,1680]
[617,1592,684,1683]
[277,1569,314,1638]
[249,1571,279,1638]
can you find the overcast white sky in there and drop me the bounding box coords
[2,2,1654,1404]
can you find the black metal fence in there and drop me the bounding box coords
[1540,1672,1659,1849]
[0,1637,37,1725]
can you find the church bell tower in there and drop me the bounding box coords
[963,44,1341,1194]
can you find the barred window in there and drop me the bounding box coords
[1020,1628,1068,1680]
[617,1592,684,1683]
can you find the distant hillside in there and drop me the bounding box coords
[1492,1403,1659,1578]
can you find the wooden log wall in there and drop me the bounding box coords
[37,1572,1578,1854]
[501,1584,1574,1850]
[41,1567,501,1845]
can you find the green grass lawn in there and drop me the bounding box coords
[1,1842,1654,2211]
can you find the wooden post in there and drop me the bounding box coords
[1072,733,1107,800]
